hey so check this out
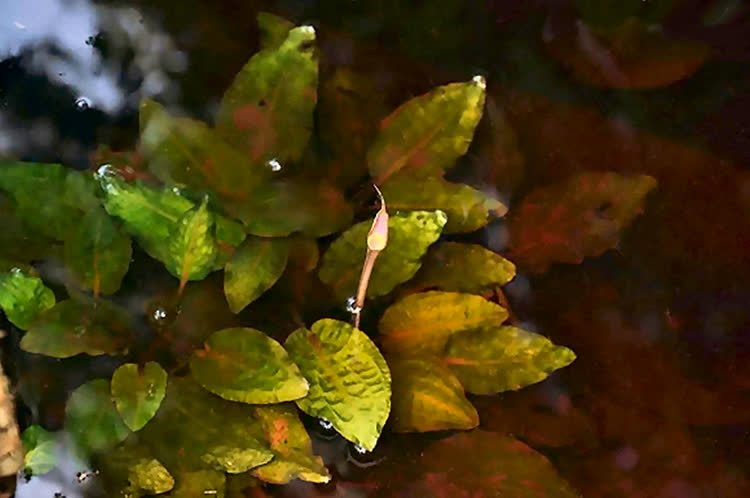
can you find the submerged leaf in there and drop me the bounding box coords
[285,319,391,451]
[257,12,294,49]
[508,171,657,272]
[388,356,478,433]
[111,362,168,431]
[415,242,516,293]
[97,441,174,497]
[224,237,289,313]
[368,78,486,184]
[0,194,58,263]
[216,25,318,165]
[190,328,308,404]
[171,469,225,497]
[443,326,576,394]
[378,291,508,355]
[319,210,447,300]
[381,174,507,233]
[21,298,133,358]
[21,425,58,475]
[0,268,55,329]
[65,379,130,458]
[166,197,218,287]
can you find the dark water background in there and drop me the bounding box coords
[2,0,750,496]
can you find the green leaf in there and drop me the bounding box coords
[111,362,168,431]
[64,208,132,295]
[215,213,247,248]
[319,210,447,300]
[166,197,218,287]
[285,319,391,451]
[21,425,58,475]
[0,268,55,329]
[21,298,133,358]
[257,12,294,49]
[443,326,576,394]
[65,379,130,458]
[171,469,225,498]
[216,25,318,165]
[0,194,59,263]
[251,404,330,484]
[378,291,508,355]
[381,174,507,233]
[224,237,289,313]
[367,78,486,184]
[97,441,174,497]
[139,98,269,199]
[388,356,478,433]
[190,328,309,404]
[415,242,516,293]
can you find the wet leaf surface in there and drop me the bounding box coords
[508,171,657,273]
[444,326,576,394]
[166,197,218,287]
[111,362,168,431]
[388,355,478,433]
[285,319,391,451]
[224,237,289,313]
[414,242,516,294]
[0,268,55,330]
[20,298,133,358]
[190,328,309,404]
[319,210,447,300]
[368,78,486,184]
[378,291,508,355]
[21,425,58,476]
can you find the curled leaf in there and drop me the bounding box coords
[111,362,168,431]
[224,237,289,313]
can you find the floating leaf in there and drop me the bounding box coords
[388,356,478,433]
[216,25,318,165]
[65,379,130,458]
[257,12,294,49]
[171,469,225,498]
[0,268,55,329]
[508,171,657,273]
[21,298,133,358]
[368,78,486,184]
[378,291,508,355]
[224,237,289,313]
[21,425,58,475]
[166,197,218,288]
[64,208,132,296]
[415,242,516,293]
[381,174,506,233]
[111,362,168,431]
[444,326,576,394]
[251,404,330,484]
[319,210,447,300]
[285,319,391,451]
[190,328,308,404]
[97,441,174,497]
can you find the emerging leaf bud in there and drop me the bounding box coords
[367,185,389,252]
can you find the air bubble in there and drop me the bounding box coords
[353,444,367,455]
[319,419,334,431]
[74,97,91,111]
[472,75,486,89]
[153,308,167,321]
[345,296,361,314]
[267,158,282,172]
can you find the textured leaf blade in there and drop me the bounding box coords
[97,441,174,497]
[0,268,55,329]
[378,291,508,355]
[389,356,478,433]
[166,197,218,287]
[21,425,58,476]
[65,379,130,458]
[368,78,486,184]
[224,237,289,313]
[319,210,447,300]
[285,319,391,451]
[190,328,309,404]
[111,362,168,431]
[444,326,576,394]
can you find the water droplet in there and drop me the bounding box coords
[9,267,22,275]
[95,164,113,179]
[74,97,91,111]
[146,384,156,399]
[472,75,486,89]
[171,186,182,195]
[345,296,361,314]
[353,444,367,454]
[267,158,282,172]
[319,419,334,431]
[153,308,167,321]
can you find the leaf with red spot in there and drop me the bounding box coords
[165,197,218,290]
[216,25,318,166]
[508,171,657,273]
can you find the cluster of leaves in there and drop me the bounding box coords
[2,12,659,497]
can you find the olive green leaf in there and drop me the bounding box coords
[216,25,318,165]
[0,268,55,329]
[319,210,447,301]
[21,298,133,358]
[213,213,247,270]
[166,197,218,289]
[65,379,130,458]
[21,425,58,475]
[190,328,309,404]
[225,180,353,237]
[63,208,132,296]
[285,319,391,451]
[171,469,225,498]
[368,78,486,184]
[251,404,330,484]
[381,175,506,234]
[415,242,516,293]
[97,441,174,497]
[257,12,294,49]
[111,362,168,431]
[0,194,58,263]
[224,237,289,313]
[443,326,576,394]
[388,356,478,433]
[378,291,508,355]
[139,98,268,199]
